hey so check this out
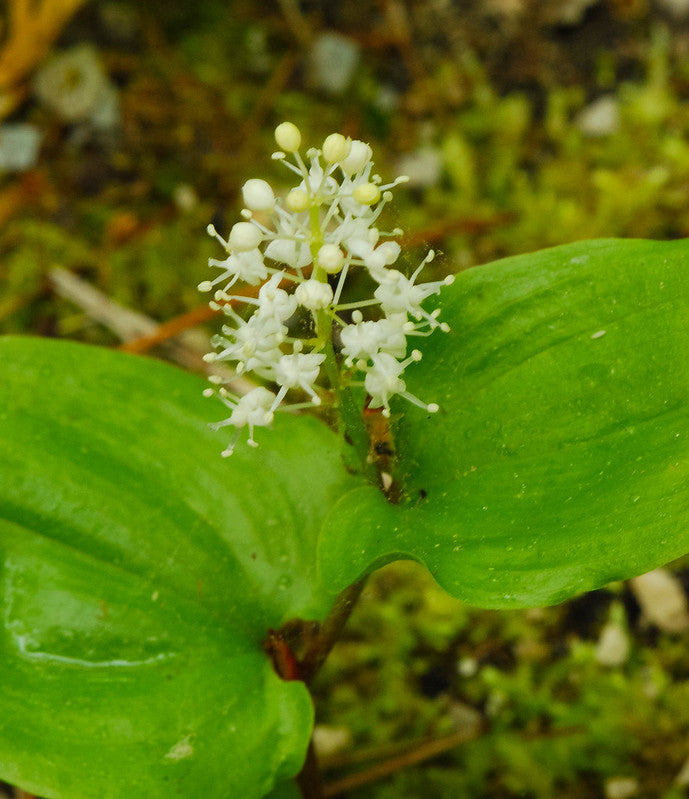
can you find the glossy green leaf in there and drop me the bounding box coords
[320,239,689,607]
[0,337,360,798]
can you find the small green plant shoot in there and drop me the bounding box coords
[1,123,688,798]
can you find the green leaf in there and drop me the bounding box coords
[320,239,689,607]
[264,780,302,799]
[0,337,359,798]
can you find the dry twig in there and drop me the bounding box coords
[0,0,89,117]
[322,725,485,797]
[49,266,254,395]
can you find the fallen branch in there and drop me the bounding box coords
[49,266,253,395]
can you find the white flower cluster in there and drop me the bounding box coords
[201,122,454,456]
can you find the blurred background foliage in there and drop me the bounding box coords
[2,0,689,797]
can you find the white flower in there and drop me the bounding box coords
[364,353,406,416]
[331,218,399,271]
[340,315,407,365]
[208,248,268,292]
[276,351,325,392]
[340,320,380,364]
[339,140,372,176]
[256,274,298,321]
[361,240,403,271]
[301,160,339,198]
[374,260,455,327]
[199,224,268,292]
[210,386,276,455]
[209,314,285,376]
[264,237,312,269]
[373,241,401,266]
[271,352,326,411]
[364,350,439,417]
[295,279,333,310]
[334,218,379,260]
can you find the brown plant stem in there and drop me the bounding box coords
[298,575,368,685]
[268,576,368,799]
[296,739,324,799]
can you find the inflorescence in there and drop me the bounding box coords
[200,122,454,456]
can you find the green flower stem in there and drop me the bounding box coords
[316,303,381,482]
[308,203,379,482]
[309,204,324,253]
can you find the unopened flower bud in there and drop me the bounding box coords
[274,121,302,152]
[242,179,275,211]
[322,133,351,164]
[318,243,345,274]
[352,182,381,206]
[286,188,310,213]
[229,222,261,251]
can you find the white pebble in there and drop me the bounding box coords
[576,96,620,138]
[630,569,689,634]
[605,777,638,799]
[595,622,630,667]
